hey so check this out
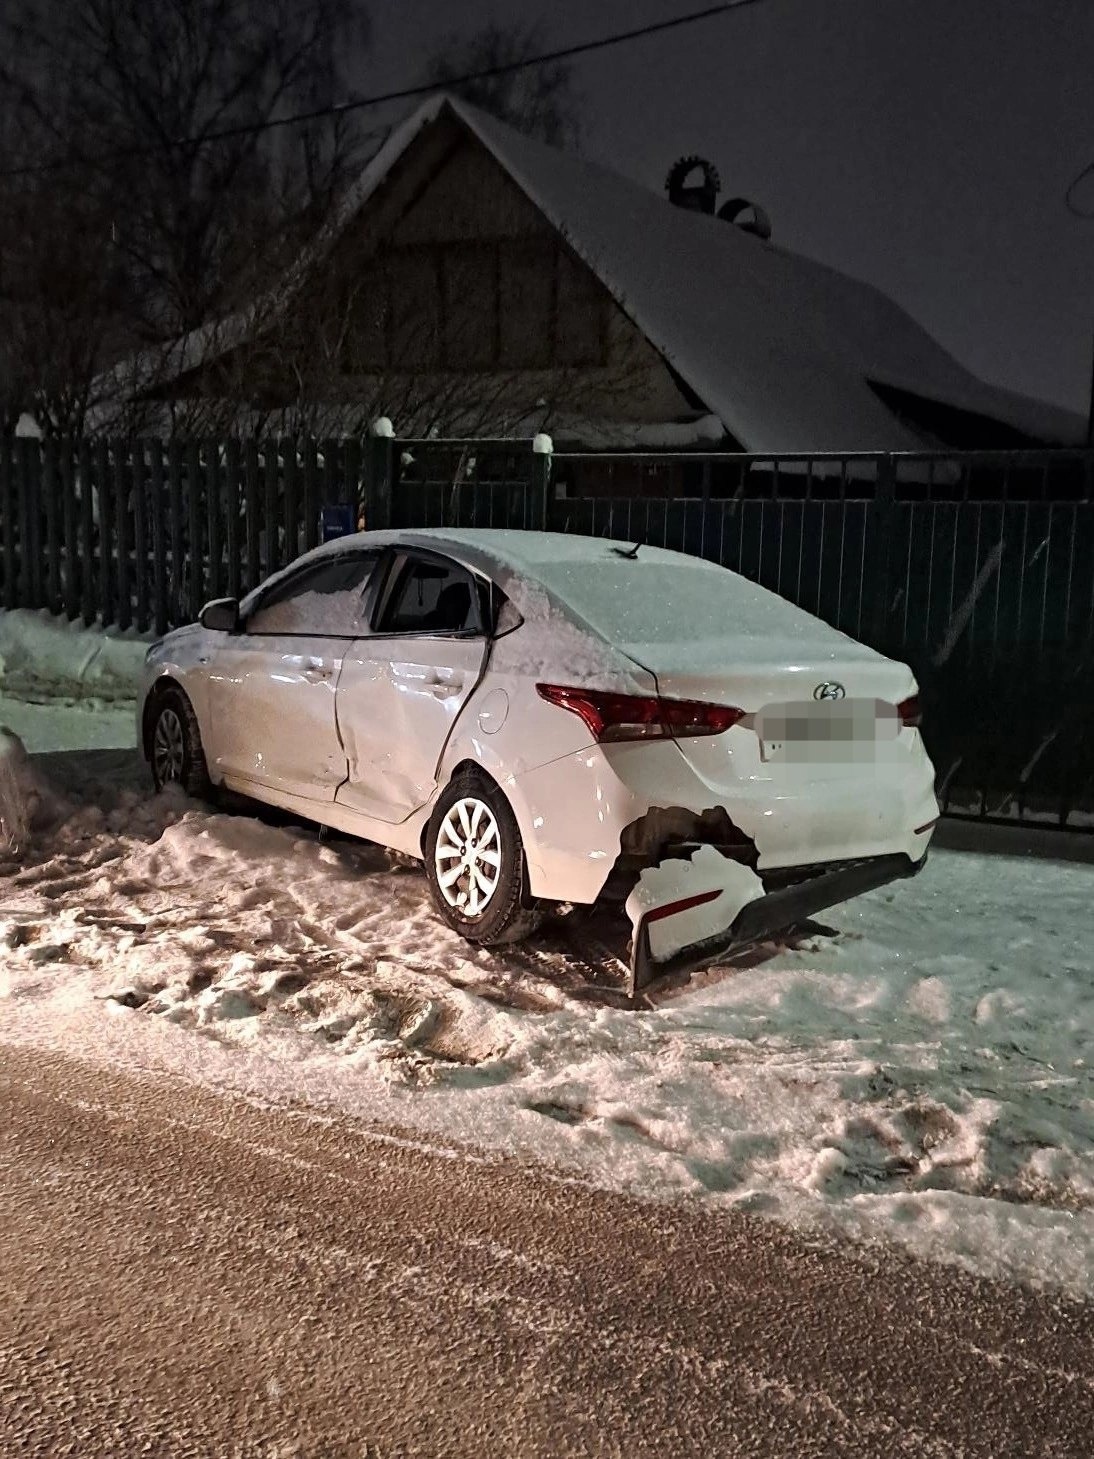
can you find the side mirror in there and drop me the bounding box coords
[199,597,240,633]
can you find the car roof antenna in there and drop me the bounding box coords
[611,540,642,560]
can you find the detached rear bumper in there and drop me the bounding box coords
[628,851,927,1000]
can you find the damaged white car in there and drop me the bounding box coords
[138,529,938,995]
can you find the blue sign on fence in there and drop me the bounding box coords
[320,503,356,542]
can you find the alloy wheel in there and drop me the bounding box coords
[433,797,502,918]
[152,706,186,785]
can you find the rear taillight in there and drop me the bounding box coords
[536,683,744,743]
[897,694,922,729]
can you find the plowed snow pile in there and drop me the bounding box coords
[2,746,1091,1299]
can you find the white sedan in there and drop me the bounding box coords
[138,529,938,994]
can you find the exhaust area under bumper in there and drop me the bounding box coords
[628,851,927,1000]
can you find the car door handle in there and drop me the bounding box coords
[303,665,333,682]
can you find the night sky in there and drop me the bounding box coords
[359,0,1094,417]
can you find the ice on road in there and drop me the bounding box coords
[1,736,1091,1299]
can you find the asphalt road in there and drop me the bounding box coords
[2,1045,1092,1458]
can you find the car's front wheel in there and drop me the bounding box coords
[424,773,544,946]
[149,686,212,798]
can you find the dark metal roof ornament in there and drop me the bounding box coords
[664,155,721,215]
[717,196,773,241]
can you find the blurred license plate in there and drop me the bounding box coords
[756,701,889,763]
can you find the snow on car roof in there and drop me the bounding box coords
[241,526,870,669]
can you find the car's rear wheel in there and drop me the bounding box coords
[149,686,212,798]
[425,773,544,945]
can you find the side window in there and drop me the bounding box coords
[378,556,480,636]
[246,553,379,636]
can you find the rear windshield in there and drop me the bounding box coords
[535,557,777,645]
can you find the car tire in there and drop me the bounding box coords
[149,685,212,798]
[424,773,544,946]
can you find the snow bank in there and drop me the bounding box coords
[0,730,34,856]
[0,609,150,702]
[0,610,149,754]
[2,746,1092,1298]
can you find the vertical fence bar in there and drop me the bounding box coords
[61,441,78,620]
[30,441,45,607]
[188,440,203,620]
[225,439,241,602]
[302,438,319,551]
[43,438,61,614]
[115,440,132,631]
[97,441,115,627]
[168,440,184,626]
[264,440,280,575]
[866,454,895,650]
[321,436,342,532]
[80,440,95,625]
[133,440,149,631]
[243,440,260,592]
[149,439,168,636]
[0,436,15,610]
[205,441,222,601]
[343,438,362,524]
[282,439,299,561]
[15,440,35,607]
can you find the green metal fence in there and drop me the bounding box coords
[2,433,1092,828]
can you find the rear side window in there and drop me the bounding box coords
[378,556,480,635]
[246,553,379,636]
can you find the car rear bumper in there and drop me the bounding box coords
[509,736,938,906]
[628,850,927,1000]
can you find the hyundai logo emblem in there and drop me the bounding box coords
[813,681,847,701]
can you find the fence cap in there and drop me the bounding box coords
[370,416,395,439]
[532,432,554,455]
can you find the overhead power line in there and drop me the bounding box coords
[0,0,766,181]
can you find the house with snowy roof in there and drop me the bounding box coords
[94,93,1084,463]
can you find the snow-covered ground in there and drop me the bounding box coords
[1,610,1092,1299]
[0,609,147,752]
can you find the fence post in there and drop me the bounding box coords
[366,416,395,530]
[0,436,15,610]
[15,439,39,607]
[531,433,553,532]
[866,453,896,652]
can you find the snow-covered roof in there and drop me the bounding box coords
[449,101,1082,450]
[96,94,1084,449]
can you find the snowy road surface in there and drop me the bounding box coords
[2,723,1092,1300]
[4,1045,1092,1459]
